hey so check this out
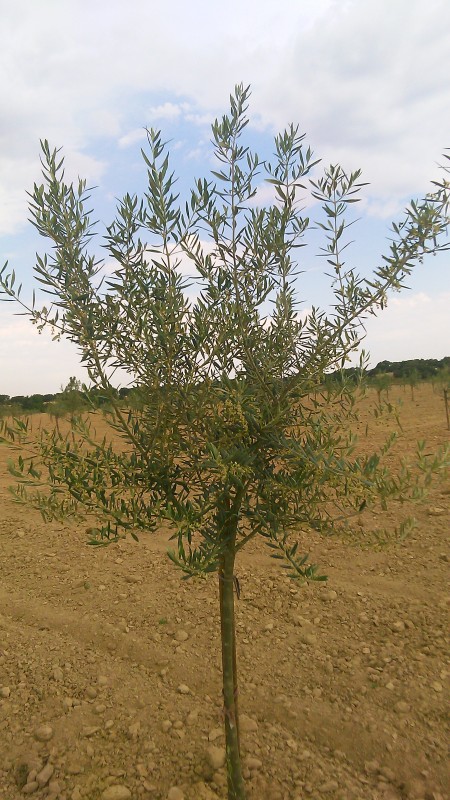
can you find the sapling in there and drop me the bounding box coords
[407,368,420,401]
[438,368,450,430]
[372,372,392,403]
[1,86,450,800]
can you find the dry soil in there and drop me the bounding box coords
[0,386,448,800]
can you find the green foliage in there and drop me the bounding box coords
[47,379,87,419]
[369,357,450,380]
[370,372,392,402]
[1,85,449,800]
[0,403,23,420]
[434,367,450,430]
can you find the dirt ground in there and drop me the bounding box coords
[0,385,448,800]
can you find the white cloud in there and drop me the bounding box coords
[2,0,449,239]
[0,312,89,395]
[2,279,448,395]
[118,104,217,150]
[59,150,107,187]
[118,129,147,149]
[147,102,185,121]
[184,146,205,162]
[255,0,450,209]
[184,112,215,127]
[1,0,449,391]
[361,291,450,366]
[250,182,278,208]
[0,147,106,237]
[249,178,320,212]
[0,157,34,236]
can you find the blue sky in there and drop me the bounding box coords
[1,0,449,395]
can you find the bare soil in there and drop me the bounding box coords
[0,386,448,800]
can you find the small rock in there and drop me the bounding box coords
[394,700,410,714]
[101,786,132,800]
[67,761,84,775]
[186,710,199,727]
[36,762,54,787]
[321,590,337,601]
[206,746,226,770]
[52,667,64,682]
[299,631,317,646]
[85,686,98,699]
[167,788,185,800]
[22,782,39,795]
[239,714,258,733]
[391,621,405,633]
[291,614,312,627]
[427,506,446,517]
[319,779,339,792]
[245,756,262,770]
[0,686,11,698]
[127,721,140,739]
[34,724,54,742]
[124,574,140,584]
[208,727,223,742]
[162,720,172,732]
[193,782,219,799]
[432,681,443,692]
[83,726,100,737]
[174,630,189,642]
[379,765,396,782]
[177,684,190,695]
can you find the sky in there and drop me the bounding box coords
[1,0,449,395]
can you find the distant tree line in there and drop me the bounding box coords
[327,356,450,384]
[0,381,132,414]
[368,357,450,380]
[1,358,449,414]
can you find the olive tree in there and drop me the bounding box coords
[1,86,449,799]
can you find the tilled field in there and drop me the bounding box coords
[0,386,448,800]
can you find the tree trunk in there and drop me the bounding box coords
[219,537,246,799]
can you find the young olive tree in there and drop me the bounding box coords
[437,368,450,430]
[1,86,449,800]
